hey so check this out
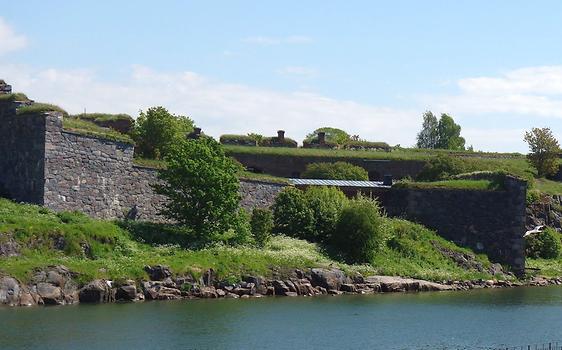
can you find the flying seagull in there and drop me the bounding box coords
[524,225,546,238]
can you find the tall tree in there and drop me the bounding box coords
[306,127,351,146]
[524,127,561,177]
[436,114,465,150]
[416,111,439,149]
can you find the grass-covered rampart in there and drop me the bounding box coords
[0,198,495,284]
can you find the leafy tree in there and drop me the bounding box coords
[133,106,194,159]
[416,111,439,149]
[417,154,466,181]
[305,127,351,146]
[524,127,561,177]
[437,114,466,150]
[525,227,562,259]
[332,195,385,263]
[302,161,369,180]
[153,137,241,238]
[304,186,348,242]
[250,208,273,247]
[272,187,314,239]
[416,111,465,150]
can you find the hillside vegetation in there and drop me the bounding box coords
[0,198,494,284]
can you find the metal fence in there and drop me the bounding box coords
[493,341,562,350]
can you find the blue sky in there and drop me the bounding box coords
[1,1,562,152]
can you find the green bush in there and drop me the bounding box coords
[133,106,195,159]
[304,186,348,242]
[272,187,314,239]
[219,134,258,146]
[526,227,562,259]
[343,140,391,152]
[259,137,298,148]
[417,154,466,181]
[332,195,385,263]
[153,137,241,238]
[250,208,273,247]
[302,161,369,181]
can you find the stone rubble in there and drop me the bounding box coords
[1,264,561,307]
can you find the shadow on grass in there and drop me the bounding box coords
[118,220,207,250]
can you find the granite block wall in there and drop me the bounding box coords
[0,112,46,204]
[379,176,527,273]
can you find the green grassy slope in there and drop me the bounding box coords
[0,198,494,284]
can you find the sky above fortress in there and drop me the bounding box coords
[1,1,562,153]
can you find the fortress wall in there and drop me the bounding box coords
[229,152,426,180]
[0,112,46,204]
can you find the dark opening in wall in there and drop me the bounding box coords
[368,171,381,181]
[291,172,301,178]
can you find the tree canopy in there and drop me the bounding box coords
[133,106,194,159]
[416,111,466,150]
[153,137,241,237]
[524,127,561,177]
[305,127,351,146]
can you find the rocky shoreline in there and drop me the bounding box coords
[0,265,560,307]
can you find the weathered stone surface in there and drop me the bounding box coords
[0,234,20,257]
[0,277,21,306]
[36,283,63,305]
[79,280,114,303]
[365,276,453,292]
[116,285,137,301]
[144,265,172,281]
[310,268,348,291]
[272,280,290,295]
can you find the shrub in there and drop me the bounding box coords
[302,139,339,149]
[416,154,466,181]
[526,227,562,259]
[305,127,351,146]
[153,137,241,238]
[332,195,385,263]
[219,134,258,146]
[304,186,348,242]
[302,161,369,181]
[272,187,314,239]
[250,208,273,247]
[133,106,195,159]
[259,137,298,148]
[222,208,253,246]
[343,140,391,152]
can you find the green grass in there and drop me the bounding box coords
[133,157,290,183]
[16,103,68,116]
[70,113,133,123]
[534,178,562,195]
[63,118,134,144]
[374,219,494,281]
[0,92,29,102]
[394,179,500,191]
[0,198,495,284]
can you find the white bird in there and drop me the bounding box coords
[524,225,546,237]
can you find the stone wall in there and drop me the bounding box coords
[378,176,527,273]
[229,152,426,180]
[42,113,167,220]
[239,180,286,210]
[0,112,46,204]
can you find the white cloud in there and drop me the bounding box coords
[0,18,27,56]
[426,66,562,118]
[1,64,418,147]
[242,35,312,45]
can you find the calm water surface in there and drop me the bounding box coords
[2,286,562,350]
